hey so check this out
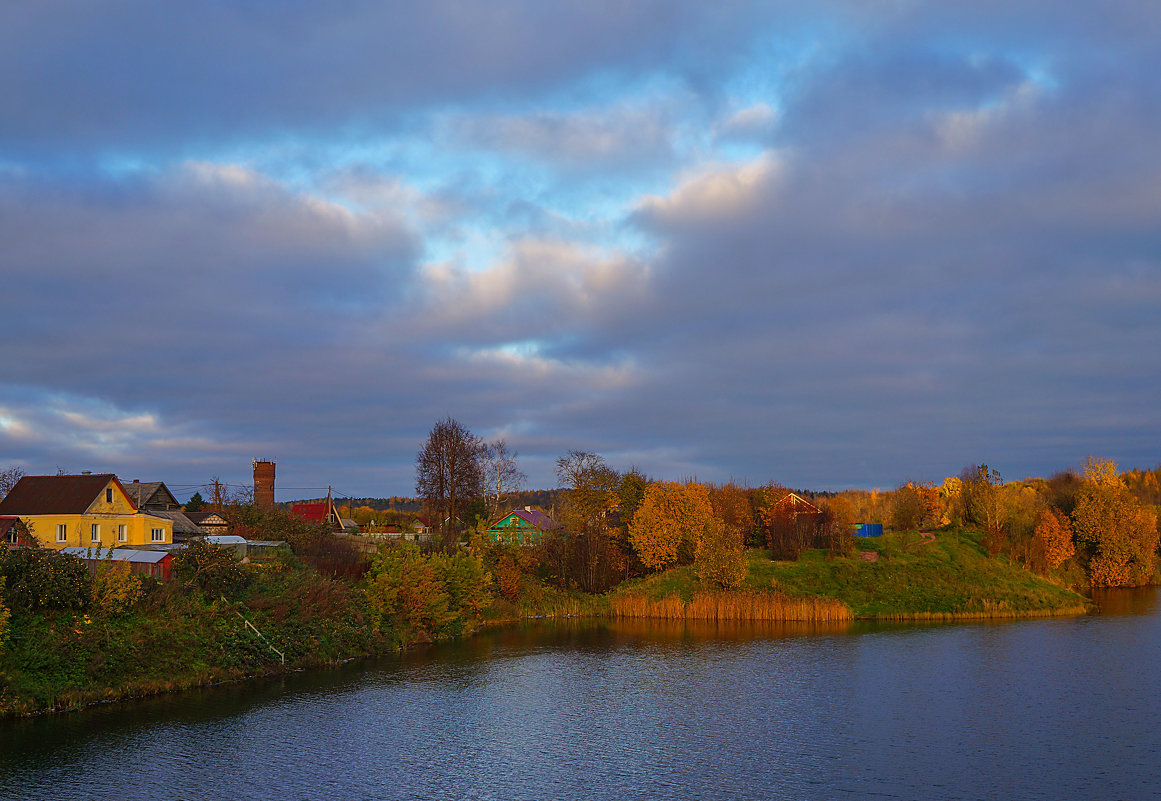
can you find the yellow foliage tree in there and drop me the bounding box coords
[1032,508,1075,572]
[1073,458,1160,587]
[694,517,748,589]
[92,561,144,615]
[629,482,714,571]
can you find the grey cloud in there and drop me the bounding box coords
[0,0,772,158]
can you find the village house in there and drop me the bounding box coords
[290,501,343,531]
[484,506,562,546]
[186,510,230,536]
[122,479,207,541]
[0,473,174,549]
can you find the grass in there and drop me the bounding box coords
[604,528,1089,622]
[753,528,1090,619]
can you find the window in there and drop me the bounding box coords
[118,524,127,542]
[57,523,67,542]
[91,523,100,542]
[151,528,165,542]
[6,527,16,544]
[106,487,113,503]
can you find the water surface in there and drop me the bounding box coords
[3,590,1159,800]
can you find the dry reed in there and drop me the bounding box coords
[874,604,1089,621]
[609,590,852,622]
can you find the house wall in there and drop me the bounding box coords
[486,515,542,545]
[21,513,173,550]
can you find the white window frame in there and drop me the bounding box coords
[91,523,100,542]
[57,523,67,542]
[151,528,165,543]
[118,524,127,542]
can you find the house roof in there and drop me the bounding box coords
[187,511,228,526]
[0,474,132,516]
[491,508,562,531]
[146,509,207,535]
[772,492,822,514]
[60,547,171,564]
[121,481,181,510]
[0,516,18,536]
[290,503,337,525]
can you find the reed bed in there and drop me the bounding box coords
[875,604,1090,622]
[609,590,852,622]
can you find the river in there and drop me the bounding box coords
[3,589,1159,800]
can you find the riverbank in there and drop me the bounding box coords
[0,528,1091,718]
[609,528,1091,621]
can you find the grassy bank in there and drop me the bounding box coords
[608,528,1090,621]
[0,528,1091,717]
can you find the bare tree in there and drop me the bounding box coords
[482,438,527,520]
[415,417,484,548]
[0,465,25,500]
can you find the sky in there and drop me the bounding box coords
[2,1,1159,501]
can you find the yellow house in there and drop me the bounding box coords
[0,473,173,549]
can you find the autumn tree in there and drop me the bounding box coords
[695,517,748,589]
[415,417,484,549]
[481,438,526,520]
[1031,508,1075,573]
[959,465,1007,554]
[890,482,941,531]
[1072,458,1159,587]
[710,483,757,547]
[629,481,715,571]
[550,450,622,592]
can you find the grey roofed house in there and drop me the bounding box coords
[121,479,206,540]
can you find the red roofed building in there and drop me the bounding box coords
[290,502,342,530]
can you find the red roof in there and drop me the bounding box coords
[290,503,332,525]
[0,474,135,516]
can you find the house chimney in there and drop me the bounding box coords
[81,470,91,475]
[253,459,276,510]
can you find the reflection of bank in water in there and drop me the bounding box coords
[1092,585,1161,616]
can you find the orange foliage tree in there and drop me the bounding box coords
[1072,458,1160,587]
[629,482,714,571]
[1031,508,1075,572]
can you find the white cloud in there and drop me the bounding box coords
[637,152,784,225]
[717,102,779,140]
[410,237,651,337]
[932,80,1042,151]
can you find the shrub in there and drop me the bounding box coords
[0,576,9,649]
[172,540,251,596]
[0,547,91,610]
[92,560,144,615]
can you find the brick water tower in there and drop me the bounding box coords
[253,459,276,510]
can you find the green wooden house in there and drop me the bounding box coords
[485,507,562,545]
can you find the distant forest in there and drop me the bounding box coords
[278,488,570,519]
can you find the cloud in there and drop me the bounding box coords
[3,1,1161,494]
[637,153,784,227]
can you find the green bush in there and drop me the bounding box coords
[0,547,91,610]
[172,540,251,596]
